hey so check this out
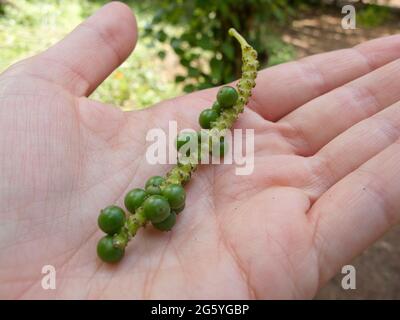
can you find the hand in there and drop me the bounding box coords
[1,2,399,299]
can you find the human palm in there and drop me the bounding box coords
[1,3,400,299]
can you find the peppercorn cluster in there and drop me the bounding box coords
[96,28,259,263]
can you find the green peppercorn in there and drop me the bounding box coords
[145,185,161,195]
[199,109,219,129]
[152,211,177,231]
[124,188,147,213]
[176,132,199,151]
[97,235,125,263]
[175,203,185,214]
[162,184,186,209]
[98,205,126,235]
[217,86,238,108]
[211,101,221,114]
[145,175,165,188]
[145,176,165,195]
[143,195,171,223]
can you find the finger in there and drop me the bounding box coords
[7,2,137,97]
[309,140,400,286]
[305,101,400,199]
[249,35,400,121]
[281,56,400,156]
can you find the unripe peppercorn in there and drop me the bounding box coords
[145,176,165,195]
[217,86,238,108]
[152,211,177,231]
[212,101,222,114]
[162,184,186,209]
[97,235,125,263]
[199,109,219,129]
[98,205,126,235]
[174,203,185,214]
[124,188,147,213]
[176,132,199,153]
[143,195,171,223]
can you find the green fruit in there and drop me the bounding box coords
[162,184,186,209]
[146,185,162,195]
[211,101,221,114]
[124,188,147,213]
[199,109,219,129]
[176,132,205,162]
[145,176,165,195]
[175,203,185,214]
[145,176,165,188]
[143,195,171,223]
[152,211,177,231]
[176,132,199,151]
[217,86,238,108]
[98,205,126,235]
[97,235,125,263]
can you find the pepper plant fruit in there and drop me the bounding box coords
[96,28,259,263]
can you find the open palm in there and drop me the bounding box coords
[1,3,400,299]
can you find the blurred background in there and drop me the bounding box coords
[0,0,399,299]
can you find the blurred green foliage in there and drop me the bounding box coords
[0,0,299,107]
[1,0,397,109]
[141,0,298,92]
[0,0,180,109]
[4,0,393,107]
[358,4,392,28]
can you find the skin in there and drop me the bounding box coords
[0,2,400,299]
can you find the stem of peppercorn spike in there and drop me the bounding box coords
[113,208,146,249]
[211,28,259,131]
[228,28,248,48]
[110,28,258,256]
[165,162,198,185]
